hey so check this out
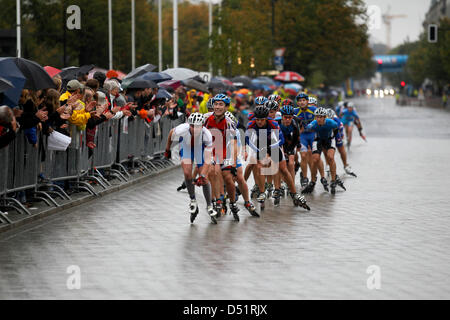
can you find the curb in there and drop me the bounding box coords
[0,164,180,234]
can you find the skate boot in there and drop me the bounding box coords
[320,177,329,192]
[265,182,274,198]
[189,199,199,223]
[344,165,357,177]
[244,201,259,217]
[229,202,240,221]
[336,175,346,191]
[330,180,337,195]
[207,205,217,224]
[301,181,316,194]
[272,189,282,206]
[257,191,266,203]
[215,199,224,217]
[290,193,310,210]
[177,181,186,192]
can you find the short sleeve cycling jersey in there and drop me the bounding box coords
[306,119,338,140]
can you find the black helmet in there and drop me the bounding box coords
[254,105,269,119]
[264,100,279,111]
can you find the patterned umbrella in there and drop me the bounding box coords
[274,71,305,82]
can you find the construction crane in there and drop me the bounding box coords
[382,6,407,50]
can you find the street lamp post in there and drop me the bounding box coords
[108,0,113,70]
[158,0,162,71]
[131,0,135,70]
[16,0,21,58]
[209,0,212,74]
[173,0,178,68]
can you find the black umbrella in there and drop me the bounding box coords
[0,77,14,93]
[182,78,209,92]
[140,72,172,83]
[207,79,227,90]
[156,88,173,99]
[127,78,157,89]
[4,57,56,90]
[231,75,252,88]
[59,64,94,81]
[125,64,157,80]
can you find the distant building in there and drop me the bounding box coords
[424,0,450,26]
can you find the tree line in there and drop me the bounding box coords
[0,0,375,87]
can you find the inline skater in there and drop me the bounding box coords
[204,94,242,221]
[303,107,346,195]
[326,108,357,177]
[245,105,310,210]
[165,113,217,224]
[295,92,317,189]
[246,96,268,198]
[341,102,365,148]
[272,103,301,205]
[224,111,259,217]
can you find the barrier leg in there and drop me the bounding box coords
[86,175,109,190]
[0,198,32,215]
[69,181,98,196]
[0,211,12,224]
[38,184,72,201]
[94,168,112,187]
[107,168,128,182]
[33,191,60,207]
[114,163,131,178]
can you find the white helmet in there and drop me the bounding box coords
[188,112,205,126]
[347,102,355,108]
[308,97,318,106]
[326,108,336,119]
[338,101,345,107]
[225,111,237,124]
[314,107,327,117]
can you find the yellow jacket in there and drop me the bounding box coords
[69,107,90,131]
[60,91,71,102]
[199,93,211,114]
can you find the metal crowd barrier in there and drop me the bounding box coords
[0,113,184,224]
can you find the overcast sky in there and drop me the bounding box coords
[363,0,431,47]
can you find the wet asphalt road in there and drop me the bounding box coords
[1,97,450,299]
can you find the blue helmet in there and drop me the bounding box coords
[280,105,294,116]
[296,92,309,101]
[254,96,268,105]
[212,93,230,106]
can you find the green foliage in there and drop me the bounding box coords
[388,17,450,88]
[212,0,374,85]
[0,0,375,84]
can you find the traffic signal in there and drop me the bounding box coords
[400,81,406,87]
[428,24,438,43]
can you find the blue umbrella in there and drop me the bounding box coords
[0,77,14,93]
[285,83,303,91]
[0,58,26,108]
[2,57,56,90]
[156,88,173,99]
